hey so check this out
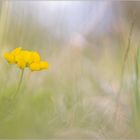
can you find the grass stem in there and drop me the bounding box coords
[12,69,24,98]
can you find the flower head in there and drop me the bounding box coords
[29,61,49,71]
[17,59,26,69]
[4,47,49,71]
[29,62,41,71]
[40,61,49,70]
[4,52,15,64]
[31,52,40,63]
[11,47,21,57]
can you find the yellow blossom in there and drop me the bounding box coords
[40,61,49,70]
[11,48,22,60]
[4,47,49,72]
[17,59,26,69]
[4,52,15,64]
[31,52,40,63]
[15,50,32,65]
[29,62,41,71]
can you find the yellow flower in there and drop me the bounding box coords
[29,62,41,71]
[15,53,24,63]
[17,59,26,69]
[4,52,15,64]
[31,52,40,63]
[29,61,49,71]
[11,47,21,57]
[4,47,49,72]
[16,51,31,65]
[40,61,49,70]
[24,51,33,64]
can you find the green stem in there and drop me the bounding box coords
[135,46,140,114]
[13,69,24,98]
[133,46,140,133]
[113,11,136,123]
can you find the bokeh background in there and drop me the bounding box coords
[1,1,140,138]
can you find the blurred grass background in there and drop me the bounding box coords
[1,1,140,139]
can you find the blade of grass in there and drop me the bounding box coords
[113,10,136,123]
[12,69,24,99]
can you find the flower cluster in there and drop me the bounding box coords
[4,48,49,71]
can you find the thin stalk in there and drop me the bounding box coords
[113,11,136,123]
[134,47,140,121]
[12,69,24,98]
[135,46,140,114]
[133,46,140,134]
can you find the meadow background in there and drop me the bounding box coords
[0,1,140,139]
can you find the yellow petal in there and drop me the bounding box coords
[40,61,49,70]
[17,60,26,69]
[31,52,40,63]
[4,52,15,64]
[11,47,21,56]
[29,62,41,71]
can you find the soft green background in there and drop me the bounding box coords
[0,1,140,139]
